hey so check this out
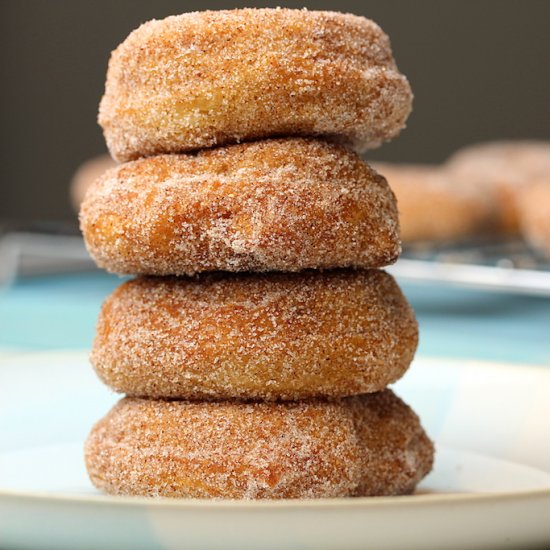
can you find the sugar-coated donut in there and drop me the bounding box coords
[518,180,550,257]
[373,162,497,244]
[80,139,400,275]
[92,269,418,400]
[446,141,550,234]
[85,391,433,499]
[99,9,412,161]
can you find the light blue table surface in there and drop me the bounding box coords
[0,271,548,365]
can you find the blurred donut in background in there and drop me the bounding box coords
[70,154,117,211]
[445,141,550,235]
[518,179,550,258]
[372,162,497,245]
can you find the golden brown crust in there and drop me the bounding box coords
[92,270,418,400]
[373,162,497,244]
[518,180,550,257]
[84,391,433,499]
[446,141,550,234]
[80,139,400,275]
[99,9,412,161]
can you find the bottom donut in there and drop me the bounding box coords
[85,390,434,499]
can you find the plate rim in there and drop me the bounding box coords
[2,443,550,509]
[2,486,550,510]
[2,350,550,509]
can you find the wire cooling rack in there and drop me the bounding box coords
[388,239,550,297]
[0,223,94,286]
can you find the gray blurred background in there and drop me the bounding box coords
[1,0,549,224]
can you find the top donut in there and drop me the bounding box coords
[99,9,412,161]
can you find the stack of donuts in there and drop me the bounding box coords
[80,8,434,499]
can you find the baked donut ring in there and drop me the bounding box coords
[85,391,434,499]
[92,269,418,400]
[99,9,412,161]
[80,139,400,275]
[373,162,497,244]
[446,141,550,234]
[518,180,550,257]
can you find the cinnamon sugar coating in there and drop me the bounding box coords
[91,270,418,400]
[373,162,497,244]
[446,141,550,234]
[99,9,412,161]
[80,139,400,275]
[85,391,434,499]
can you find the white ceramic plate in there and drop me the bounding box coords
[1,351,550,550]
